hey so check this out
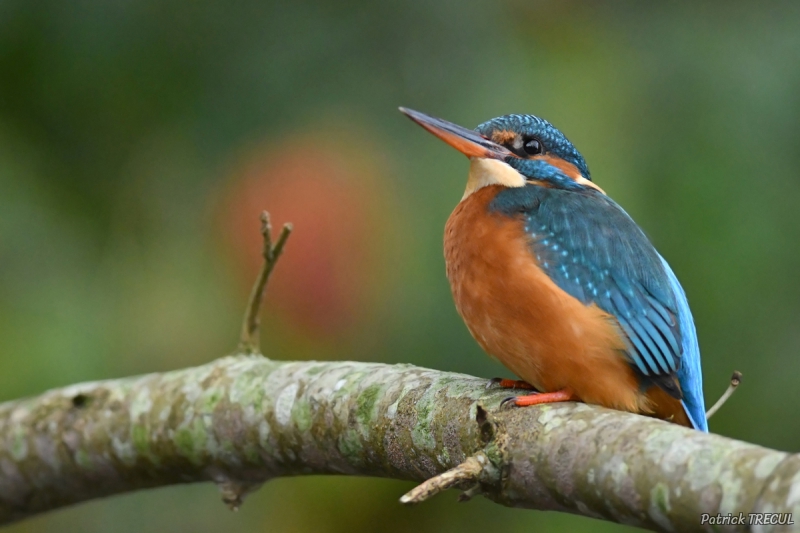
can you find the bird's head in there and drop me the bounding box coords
[399,108,603,199]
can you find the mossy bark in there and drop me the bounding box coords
[0,355,796,531]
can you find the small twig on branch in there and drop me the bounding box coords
[238,211,292,355]
[400,453,489,505]
[706,370,742,420]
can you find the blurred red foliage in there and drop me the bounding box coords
[221,133,390,341]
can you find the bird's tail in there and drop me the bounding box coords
[681,400,705,431]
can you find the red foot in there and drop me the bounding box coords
[503,388,576,407]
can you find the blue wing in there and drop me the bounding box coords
[491,182,706,430]
[658,254,707,431]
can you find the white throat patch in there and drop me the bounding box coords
[462,158,526,200]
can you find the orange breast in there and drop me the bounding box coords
[444,185,651,415]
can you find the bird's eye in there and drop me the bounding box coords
[523,138,544,156]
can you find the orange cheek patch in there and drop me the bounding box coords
[491,130,518,145]
[533,155,583,180]
[533,155,606,194]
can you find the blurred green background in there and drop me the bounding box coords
[2,1,799,532]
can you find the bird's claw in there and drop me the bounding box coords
[500,396,518,408]
[486,377,502,389]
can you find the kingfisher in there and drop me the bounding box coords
[400,107,707,431]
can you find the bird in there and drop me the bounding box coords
[399,107,707,431]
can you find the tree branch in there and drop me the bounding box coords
[1,212,796,532]
[0,355,797,531]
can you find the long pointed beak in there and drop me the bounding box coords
[399,107,512,160]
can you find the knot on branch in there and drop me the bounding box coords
[209,469,265,512]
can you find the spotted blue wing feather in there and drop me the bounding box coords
[491,180,706,430]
